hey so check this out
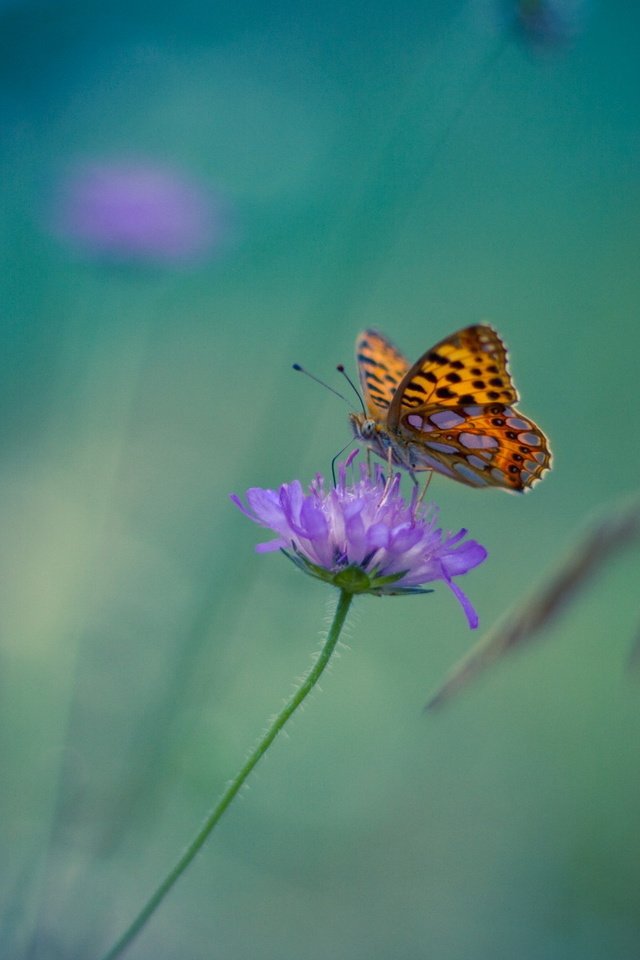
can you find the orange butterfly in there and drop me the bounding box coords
[349,326,551,492]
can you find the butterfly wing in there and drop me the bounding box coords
[396,403,551,490]
[387,325,517,426]
[355,329,410,419]
[387,325,551,492]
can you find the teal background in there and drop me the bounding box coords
[1,2,640,958]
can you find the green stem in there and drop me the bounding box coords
[99,589,354,960]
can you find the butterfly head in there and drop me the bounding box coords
[349,412,399,466]
[349,412,378,442]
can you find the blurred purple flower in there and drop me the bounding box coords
[232,455,488,628]
[50,160,228,266]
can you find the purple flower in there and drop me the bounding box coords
[50,159,229,266]
[232,455,487,628]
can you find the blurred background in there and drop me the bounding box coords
[1,1,639,958]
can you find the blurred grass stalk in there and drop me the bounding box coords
[425,492,640,712]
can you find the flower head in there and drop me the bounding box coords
[232,455,487,628]
[49,159,229,266]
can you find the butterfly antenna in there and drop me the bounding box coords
[336,364,366,415]
[292,364,350,405]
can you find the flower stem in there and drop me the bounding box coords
[99,589,354,960]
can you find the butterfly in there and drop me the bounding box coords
[349,325,551,492]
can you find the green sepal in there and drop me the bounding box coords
[280,549,433,597]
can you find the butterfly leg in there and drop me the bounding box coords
[417,470,433,505]
[374,447,399,508]
[386,445,396,481]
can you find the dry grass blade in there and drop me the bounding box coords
[425,494,640,712]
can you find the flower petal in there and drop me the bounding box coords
[366,522,391,550]
[442,540,488,576]
[299,496,329,541]
[256,538,287,553]
[444,577,480,629]
[245,487,286,526]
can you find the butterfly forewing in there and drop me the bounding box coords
[355,330,409,418]
[387,325,518,427]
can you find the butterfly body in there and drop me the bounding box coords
[350,411,432,474]
[351,326,551,492]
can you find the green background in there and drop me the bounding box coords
[1,2,639,958]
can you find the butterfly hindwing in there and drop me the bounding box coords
[396,401,551,491]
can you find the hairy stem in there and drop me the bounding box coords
[99,589,354,960]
